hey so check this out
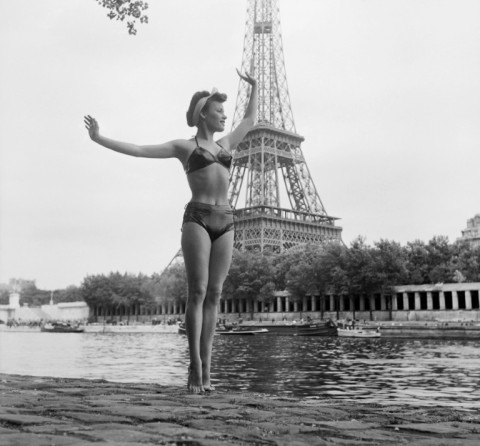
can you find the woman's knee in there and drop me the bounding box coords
[205,286,222,305]
[187,283,208,305]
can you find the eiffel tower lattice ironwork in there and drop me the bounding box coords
[229,0,343,252]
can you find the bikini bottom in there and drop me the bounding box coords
[182,202,234,242]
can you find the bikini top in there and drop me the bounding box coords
[184,137,233,174]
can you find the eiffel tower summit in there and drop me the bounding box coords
[229,0,343,252]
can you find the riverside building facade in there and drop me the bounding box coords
[459,214,480,248]
[87,282,480,324]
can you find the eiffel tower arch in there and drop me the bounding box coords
[229,0,343,253]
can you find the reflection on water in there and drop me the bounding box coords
[1,332,479,408]
[213,337,480,409]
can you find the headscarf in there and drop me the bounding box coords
[191,88,218,127]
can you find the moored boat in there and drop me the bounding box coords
[230,319,337,336]
[337,328,380,338]
[296,322,337,336]
[219,328,269,336]
[41,322,85,333]
[178,320,337,336]
[177,323,228,335]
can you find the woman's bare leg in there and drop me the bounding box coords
[201,230,234,390]
[181,222,211,394]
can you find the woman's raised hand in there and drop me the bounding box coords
[236,68,257,86]
[84,115,100,141]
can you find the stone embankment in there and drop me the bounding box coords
[1,373,479,445]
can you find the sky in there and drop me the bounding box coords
[0,0,479,290]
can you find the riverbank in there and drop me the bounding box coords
[1,374,479,445]
[0,323,180,334]
[369,321,480,339]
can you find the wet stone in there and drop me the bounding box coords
[0,426,18,435]
[0,413,65,426]
[106,405,171,422]
[201,408,245,420]
[60,410,132,424]
[392,421,479,436]
[0,433,81,446]
[200,402,239,411]
[83,425,160,443]
[24,422,93,434]
[317,420,381,430]
[412,438,480,446]
[2,373,480,446]
[142,421,226,441]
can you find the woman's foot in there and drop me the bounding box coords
[202,364,215,392]
[187,365,204,394]
[203,383,216,392]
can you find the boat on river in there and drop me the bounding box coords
[337,328,381,338]
[229,319,337,336]
[177,323,233,335]
[178,320,337,336]
[295,322,337,336]
[219,328,269,336]
[41,322,85,333]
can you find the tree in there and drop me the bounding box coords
[80,272,155,316]
[426,236,454,283]
[0,289,9,305]
[17,283,51,306]
[281,244,326,301]
[154,263,188,307]
[371,239,409,294]
[95,0,149,35]
[450,240,480,282]
[55,285,83,303]
[81,274,116,309]
[344,237,378,297]
[223,250,276,317]
[314,242,350,296]
[405,240,431,284]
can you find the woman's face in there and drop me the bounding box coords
[202,100,227,132]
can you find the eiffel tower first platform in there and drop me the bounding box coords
[229,0,342,252]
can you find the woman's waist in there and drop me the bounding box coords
[188,189,230,207]
[186,199,232,210]
[187,172,229,200]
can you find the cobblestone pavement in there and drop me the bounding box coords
[1,373,479,445]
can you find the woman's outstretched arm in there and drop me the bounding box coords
[83,115,187,159]
[219,70,258,151]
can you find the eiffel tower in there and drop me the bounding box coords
[229,0,342,252]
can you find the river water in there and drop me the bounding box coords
[1,332,479,409]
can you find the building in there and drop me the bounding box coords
[85,283,480,324]
[0,292,89,324]
[8,278,36,291]
[459,214,480,248]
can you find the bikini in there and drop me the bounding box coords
[184,137,232,174]
[182,137,234,242]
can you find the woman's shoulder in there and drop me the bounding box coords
[171,138,196,148]
[215,136,232,153]
[167,138,196,154]
[169,138,198,164]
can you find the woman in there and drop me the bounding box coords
[84,70,257,393]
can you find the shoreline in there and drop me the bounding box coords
[1,373,479,445]
[3,321,480,338]
[0,323,180,334]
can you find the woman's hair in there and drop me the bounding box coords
[186,90,227,127]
